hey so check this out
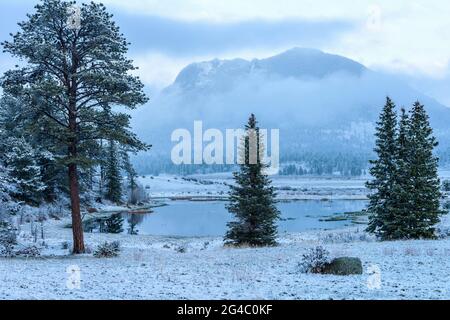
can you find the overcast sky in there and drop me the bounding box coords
[1,0,450,104]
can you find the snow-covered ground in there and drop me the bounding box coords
[139,171,450,200]
[139,174,368,200]
[1,214,450,300]
[2,174,450,300]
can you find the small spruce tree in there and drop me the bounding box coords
[104,140,122,203]
[406,101,443,238]
[366,97,398,238]
[225,114,280,247]
[105,213,124,234]
[2,137,46,204]
[0,162,19,216]
[121,150,139,204]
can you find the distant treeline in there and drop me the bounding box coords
[279,152,370,176]
[132,151,370,177]
[133,148,450,177]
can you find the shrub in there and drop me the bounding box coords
[15,245,41,258]
[442,180,450,192]
[0,220,17,257]
[437,225,450,239]
[93,241,121,258]
[1,220,41,258]
[321,257,363,275]
[299,246,330,274]
[320,230,375,244]
[61,241,70,250]
[175,245,187,253]
[442,201,450,211]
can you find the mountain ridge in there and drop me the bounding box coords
[131,48,450,175]
[172,47,368,91]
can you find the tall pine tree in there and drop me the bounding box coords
[367,99,443,240]
[225,114,280,247]
[1,0,149,253]
[366,97,398,238]
[389,108,414,239]
[406,101,442,238]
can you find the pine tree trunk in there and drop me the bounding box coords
[68,161,85,254]
[68,79,85,253]
[99,139,104,196]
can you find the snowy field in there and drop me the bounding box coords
[1,214,450,300]
[139,174,368,200]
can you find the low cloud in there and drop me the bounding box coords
[132,69,446,152]
[115,13,353,57]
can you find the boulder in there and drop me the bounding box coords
[322,257,363,275]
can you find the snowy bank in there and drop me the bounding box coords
[1,215,450,300]
[138,175,369,200]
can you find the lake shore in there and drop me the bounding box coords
[78,199,368,237]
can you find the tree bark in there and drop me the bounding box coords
[68,68,84,253]
[68,160,85,254]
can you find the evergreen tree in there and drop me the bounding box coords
[0,162,20,216]
[1,0,149,253]
[104,213,124,234]
[366,97,398,238]
[122,151,139,204]
[36,149,62,203]
[0,95,62,203]
[122,150,138,191]
[98,139,107,198]
[389,108,414,239]
[225,114,280,247]
[105,140,122,203]
[2,137,46,204]
[406,101,443,238]
[367,99,443,240]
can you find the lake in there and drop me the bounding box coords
[108,200,368,237]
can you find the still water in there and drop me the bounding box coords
[88,200,368,237]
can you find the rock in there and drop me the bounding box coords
[87,208,98,213]
[322,257,363,275]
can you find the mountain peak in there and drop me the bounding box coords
[257,47,366,79]
[173,48,367,90]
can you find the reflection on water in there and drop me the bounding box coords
[127,214,145,235]
[85,200,367,237]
